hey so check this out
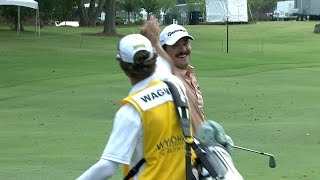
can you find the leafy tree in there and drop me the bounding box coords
[0,6,33,30]
[37,0,77,26]
[117,0,141,24]
[38,0,104,27]
[159,0,177,15]
[157,0,178,24]
[141,0,161,16]
[186,0,205,24]
[186,0,205,13]
[247,0,278,20]
[77,0,105,26]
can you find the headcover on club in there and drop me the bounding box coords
[195,120,244,180]
[196,120,234,154]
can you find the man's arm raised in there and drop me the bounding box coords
[140,16,175,72]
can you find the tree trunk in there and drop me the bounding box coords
[90,0,105,26]
[87,0,96,26]
[78,0,89,26]
[103,0,117,36]
[78,0,105,27]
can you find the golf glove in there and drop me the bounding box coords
[196,120,234,154]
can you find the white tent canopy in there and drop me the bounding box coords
[206,0,248,22]
[0,0,40,38]
[0,0,38,9]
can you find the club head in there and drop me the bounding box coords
[269,156,276,168]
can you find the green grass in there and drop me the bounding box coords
[0,21,320,179]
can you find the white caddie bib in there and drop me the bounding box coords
[131,83,173,111]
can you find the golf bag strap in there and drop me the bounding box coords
[163,81,195,180]
[185,142,194,180]
[163,81,191,138]
[164,81,220,179]
[123,158,146,180]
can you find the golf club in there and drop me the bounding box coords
[232,145,276,168]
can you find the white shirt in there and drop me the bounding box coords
[77,56,186,180]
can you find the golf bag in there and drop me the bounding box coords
[194,140,244,180]
[164,81,244,180]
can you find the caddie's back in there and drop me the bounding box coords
[118,34,188,179]
[122,79,186,179]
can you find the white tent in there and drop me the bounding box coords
[0,0,40,38]
[206,0,248,22]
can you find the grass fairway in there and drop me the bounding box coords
[0,21,319,180]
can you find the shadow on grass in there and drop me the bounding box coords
[83,32,125,38]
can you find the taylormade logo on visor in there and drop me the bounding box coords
[160,25,193,46]
[167,29,186,36]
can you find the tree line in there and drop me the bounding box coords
[0,0,279,35]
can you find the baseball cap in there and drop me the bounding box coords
[117,34,154,63]
[159,24,194,46]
